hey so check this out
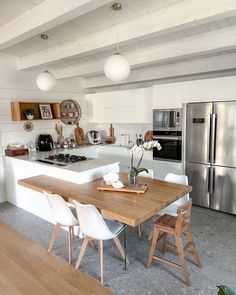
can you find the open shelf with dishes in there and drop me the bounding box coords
[11,101,60,121]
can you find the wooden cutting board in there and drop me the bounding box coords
[74,124,85,145]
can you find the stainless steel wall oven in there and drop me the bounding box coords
[153,131,182,162]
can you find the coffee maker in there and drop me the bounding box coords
[38,134,54,151]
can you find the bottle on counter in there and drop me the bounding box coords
[109,124,114,138]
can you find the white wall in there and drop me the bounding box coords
[86,122,152,145]
[0,52,87,203]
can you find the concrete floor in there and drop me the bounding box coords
[0,202,235,295]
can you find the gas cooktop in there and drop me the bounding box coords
[36,153,88,166]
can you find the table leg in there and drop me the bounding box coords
[123,224,127,270]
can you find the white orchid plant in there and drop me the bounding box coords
[129,140,162,177]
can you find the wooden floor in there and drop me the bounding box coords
[0,219,113,295]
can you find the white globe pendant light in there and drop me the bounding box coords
[104,2,130,82]
[36,33,57,91]
[36,70,56,91]
[104,53,130,82]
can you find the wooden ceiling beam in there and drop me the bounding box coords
[53,26,236,79]
[0,0,113,50]
[18,0,236,70]
[82,52,236,89]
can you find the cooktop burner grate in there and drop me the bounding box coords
[45,153,87,164]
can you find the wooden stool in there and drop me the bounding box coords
[146,200,202,286]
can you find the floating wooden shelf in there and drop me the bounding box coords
[11,101,60,121]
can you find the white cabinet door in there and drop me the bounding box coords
[87,88,152,123]
[153,82,183,109]
[87,93,105,123]
[134,88,152,123]
[182,76,236,103]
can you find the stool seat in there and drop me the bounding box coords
[154,214,177,231]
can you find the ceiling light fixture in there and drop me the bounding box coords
[36,33,57,91]
[104,2,130,82]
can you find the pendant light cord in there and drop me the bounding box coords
[115,1,120,54]
[116,10,119,53]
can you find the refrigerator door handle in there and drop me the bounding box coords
[213,114,217,163]
[212,167,216,193]
[208,114,213,163]
[207,167,211,193]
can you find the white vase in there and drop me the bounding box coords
[26,114,34,120]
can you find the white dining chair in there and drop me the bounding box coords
[74,201,126,285]
[148,173,190,240]
[138,169,154,236]
[159,173,190,216]
[139,169,154,179]
[43,191,80,264]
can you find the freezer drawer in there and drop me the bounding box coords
[186,162,211,208]
[211,166,236,215]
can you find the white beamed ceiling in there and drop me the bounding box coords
[2,0,236,91]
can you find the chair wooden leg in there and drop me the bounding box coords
[146,226,160,268]
[161,233,168,253]
[148,226,153,241]
[185,226,202,268]
[48,223,61,253]
[68,226,72,264]
[148,215,161,241]
[138,225,142,237]
[113,236,129,263]
[89,240,96,250]
[175,234,190,286]
[75,237,90,269]
[99,240,104,285]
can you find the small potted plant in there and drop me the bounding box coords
[23,108,36,120]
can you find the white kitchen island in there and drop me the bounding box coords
[3,151,119,224]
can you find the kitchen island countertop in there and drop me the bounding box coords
[9,150,119,174]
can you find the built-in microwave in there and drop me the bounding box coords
[153,108,182,131]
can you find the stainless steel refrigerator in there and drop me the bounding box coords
[186,101,236,215]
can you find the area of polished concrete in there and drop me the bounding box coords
[0,202,235,295]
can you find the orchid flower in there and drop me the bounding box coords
[129,140,162,177]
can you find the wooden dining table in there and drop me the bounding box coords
[18,173,192,269]
[18,173,192,228]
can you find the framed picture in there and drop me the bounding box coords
[39,104,53,119]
